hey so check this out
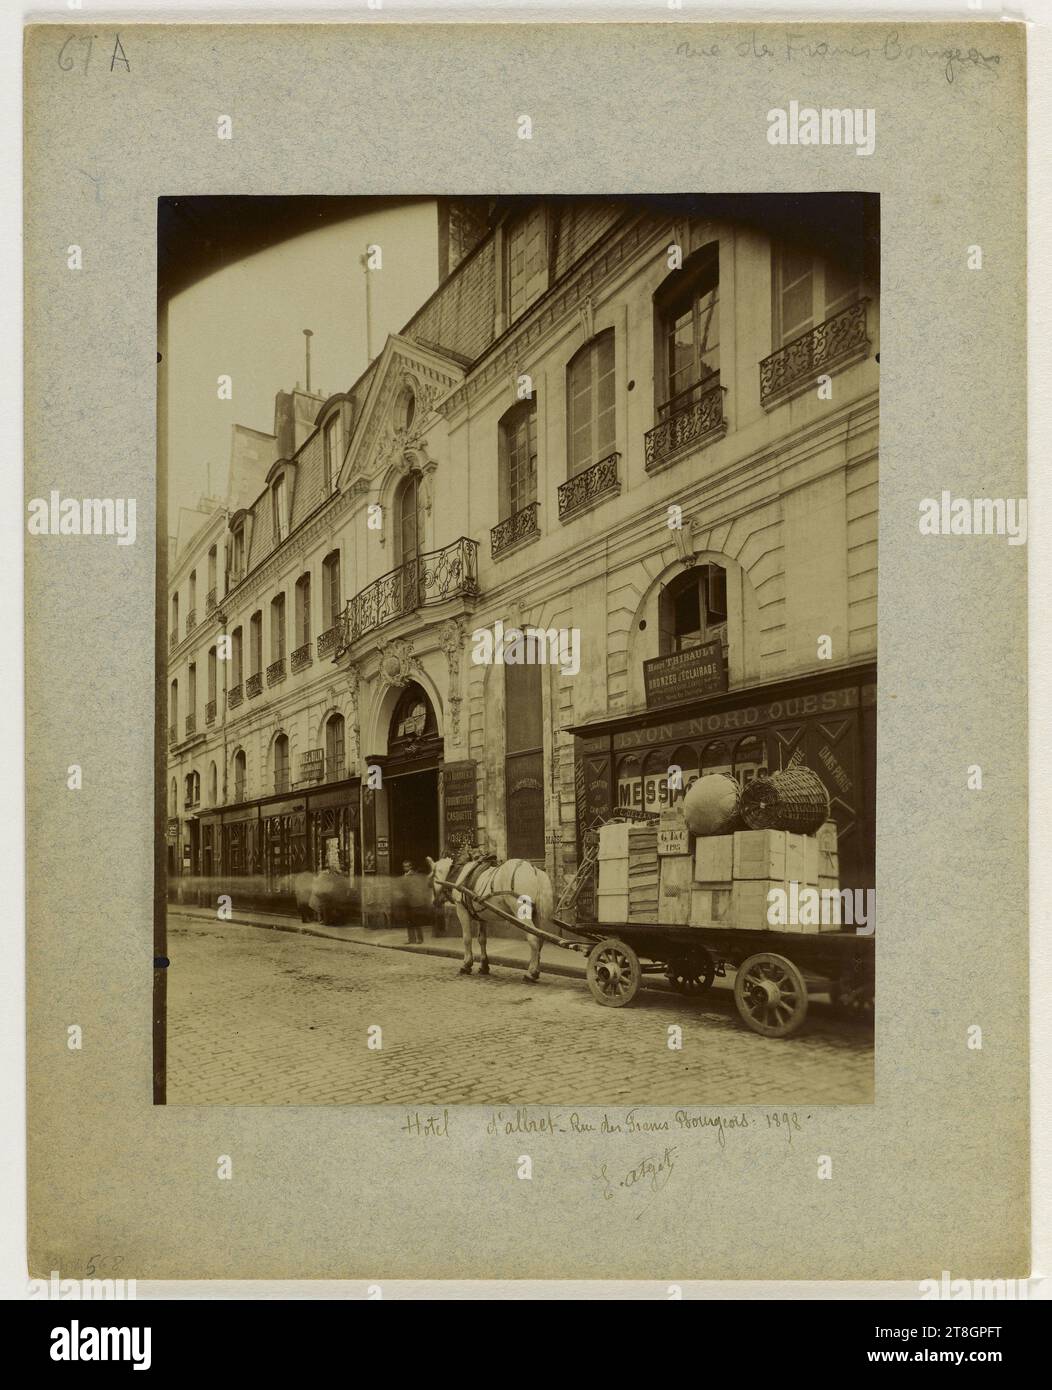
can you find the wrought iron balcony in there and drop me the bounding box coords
[759,299,870,407]
[227,683,243,709]
[341,536,480,648]
[491,501,540,558]
[291,642,312,673]
[267,657,287,687]
[645,379,726,472]
[168,723,176,747]
[206,587,217,615]
[185,609,196,638]
[185,713,196,737]
[246,672,263,698]
[317,625,340,659]
[558,453,620,521]
[205,699,217,725]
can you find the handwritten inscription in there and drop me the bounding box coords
[675,29,1001,84]
[482,1106,808,1147]
[401,1109,450,1138]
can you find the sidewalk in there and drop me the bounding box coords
[166,902,594,980]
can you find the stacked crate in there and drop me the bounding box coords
[597,822,660,924]
[687,821,840,932]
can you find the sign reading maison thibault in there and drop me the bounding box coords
[643,640,727,709]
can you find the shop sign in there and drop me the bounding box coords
[643,640,726,708]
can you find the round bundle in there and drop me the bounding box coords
[740,767,830,834]
[681,773,743,837]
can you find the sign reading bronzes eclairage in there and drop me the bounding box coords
[643,640,727,709]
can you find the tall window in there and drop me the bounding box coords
[188,570,196,615]
[187,662,197,719]
[169,678,178,729]
[395,473,425,568]
[503,208,547,323]
[169,778,177,817]
[272,475,288,542]
[498,399,538,519]
[171,592,179,638]
[567,330,615,476]
[207,545,217,595]
[505,661,544,860]
[322,551,341,631]
[234,750,246,802]
[325,714,345,781]
[230,525,245,579]
[659,564,729,659]
[773,244,859,346]
[250,611,262,675]
[656,243,720,416]
[209,761,218,805]
[270,593,286,661]
[231,626,243,686]
[323,415,342,493]
[273,734,290,794]
[295,573,311,648]
[208,646,217,703]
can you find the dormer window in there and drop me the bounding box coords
[230,524,245,580]
[323,414,342,493]
[272,474,288,543]
[503,208,548,324]
[395,386,416,433]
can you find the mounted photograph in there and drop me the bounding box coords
[159,193,879,1107]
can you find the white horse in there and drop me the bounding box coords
[427,850,555,982]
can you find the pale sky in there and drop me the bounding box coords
[166,201,441,525]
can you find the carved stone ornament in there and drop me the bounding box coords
[438,618,465,744]
[376,637,419,690]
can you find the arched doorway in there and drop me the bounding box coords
[386,681,442,872]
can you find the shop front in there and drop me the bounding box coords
[571,662,876,894]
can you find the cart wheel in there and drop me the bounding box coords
[828,977,875,1022]
[734,952,808,1038]
[667,949,716,999]
[586,939,642,1008]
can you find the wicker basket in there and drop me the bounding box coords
[740,767,830,834]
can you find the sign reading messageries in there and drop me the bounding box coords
[643,640,727,709]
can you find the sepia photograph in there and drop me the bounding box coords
[160,192,879,1107]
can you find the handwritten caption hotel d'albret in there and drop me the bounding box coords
[402,1107,807,1148]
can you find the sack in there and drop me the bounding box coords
[740,767,830,834]
[681,774,744,837]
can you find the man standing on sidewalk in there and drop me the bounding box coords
[399,860,427,944]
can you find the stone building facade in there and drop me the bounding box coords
[166,195,879,913]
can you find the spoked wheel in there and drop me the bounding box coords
[829,974,875,1022]
[586,938,642,1008]
[667,948,716,999]
[734,952,809,1038]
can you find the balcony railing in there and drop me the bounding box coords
[267,657,287,687]
[317,625,340,659]
[759,299,870,407]
[168,723,176,747]
[206,587,217,615]
[645,379,726,472]
[185,713,196,737]
[558,453,620,521]
[205,698,217,725]
[341,536,480,648]
[227,683,243,709]
[291,642,312,673]
[491,501,540,558]
[185,609,196,638]
[246,671,263,698]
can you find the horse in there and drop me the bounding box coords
[426,849,555,982]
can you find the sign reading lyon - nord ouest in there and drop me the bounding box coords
[643,640,727,709]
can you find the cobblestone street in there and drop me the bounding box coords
[166,913,874,1106]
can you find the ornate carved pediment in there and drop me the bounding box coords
[376,636,420,691]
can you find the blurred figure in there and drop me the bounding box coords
[397,860,430,944]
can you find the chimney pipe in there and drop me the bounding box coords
[302,329,314,393]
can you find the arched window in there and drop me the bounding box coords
[396,386,416,433]
[325,714,345,781]
[658,563,729,668]
[498,399,538,520]
[170,592,179,641]
[323,414,343,493]
[567,330,615,477]
[395,472,425,569]
[231,626,243,687]
[321,551,341,633]
[169,679,178,737]
[654,242,720,419]
[272,474,288,542]
[209,761,218,806]
[700,741,732,778]
[388,683,437,751]
[188,569,196,620]
[207,646,217,706]
[294,572,311,650]
[234,750,247,802]
[273,734,290,794]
